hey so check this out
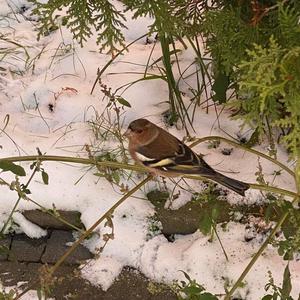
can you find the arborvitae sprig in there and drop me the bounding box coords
[123,0,185,37]
[67,0,94,46]
[201,5,274,76]
[29,0,68,40]
[237,36,300,160]
[278,4,300,47]
[29,0,127,54]
[93,1,127,53]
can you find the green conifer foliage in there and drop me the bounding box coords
[30,0,300,168]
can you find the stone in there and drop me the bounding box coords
[41,230,93,265]
[157,199,232,235]
[23,210,85,231]
[9,234,47,262]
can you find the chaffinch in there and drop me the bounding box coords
[125,118,250,196]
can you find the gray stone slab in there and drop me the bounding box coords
[41,230,93,265]
[9,234,47,262]
[23,210,85,230]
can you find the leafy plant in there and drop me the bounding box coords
[271,200,300,261]
[262,265,299,300]
[0,161,26,177]
[0,289,15,300]
[200,2,300,172]
[174,271,218,300]
[194,183,221,237]
[146,215,162,240]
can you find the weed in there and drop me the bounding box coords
[146,189,170,209]
[173,271,218,300]
[146,215,162,240]
[207,140,220,149]
[262,265,298,300]
[0,289,15,300]
[147,281,169,295]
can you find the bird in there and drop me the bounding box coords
[124,118,250,196]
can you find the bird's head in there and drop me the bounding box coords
[124,118,159,146]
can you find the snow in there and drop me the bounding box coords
[12,212,47,238]
[81,256,124,291]
[0,0,299,299]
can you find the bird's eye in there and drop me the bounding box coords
[136,129,143,134]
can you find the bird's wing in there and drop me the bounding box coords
[169,143,215,174]
[137,141,215,175]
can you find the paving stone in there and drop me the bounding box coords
[0,236,11,261]
[9,234,47,262]
[23,210,85,231]
[41,230,93,265]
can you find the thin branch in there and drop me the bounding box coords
[224,195,299,300]
[1,155,298,199]
[189,136,295,178]
[90,33,149,95]
[0,161,40,235]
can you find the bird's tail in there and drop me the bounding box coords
[205,171,250,196]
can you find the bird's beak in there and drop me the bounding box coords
[124,128,132,138]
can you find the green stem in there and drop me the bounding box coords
[0,155,145,172]
[1,175,85,233]
[189,136,295,178]
[0,161,40,235]
[249,183,298,198]
[183,175,298,199]
[213,223,229,262]
[224,196,299,299]
[90,33,149,95]
[13,175,152,300]
[1,155,298,199]
[160,33,177,119]
[28,199,85,234]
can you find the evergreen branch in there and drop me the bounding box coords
[93,0,127,54]
[29,0,127,53]
[66,0,94,46]
[29,0,71,39]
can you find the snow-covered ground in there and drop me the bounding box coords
[0,0,299,299]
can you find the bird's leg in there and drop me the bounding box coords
[161,176,169,191]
